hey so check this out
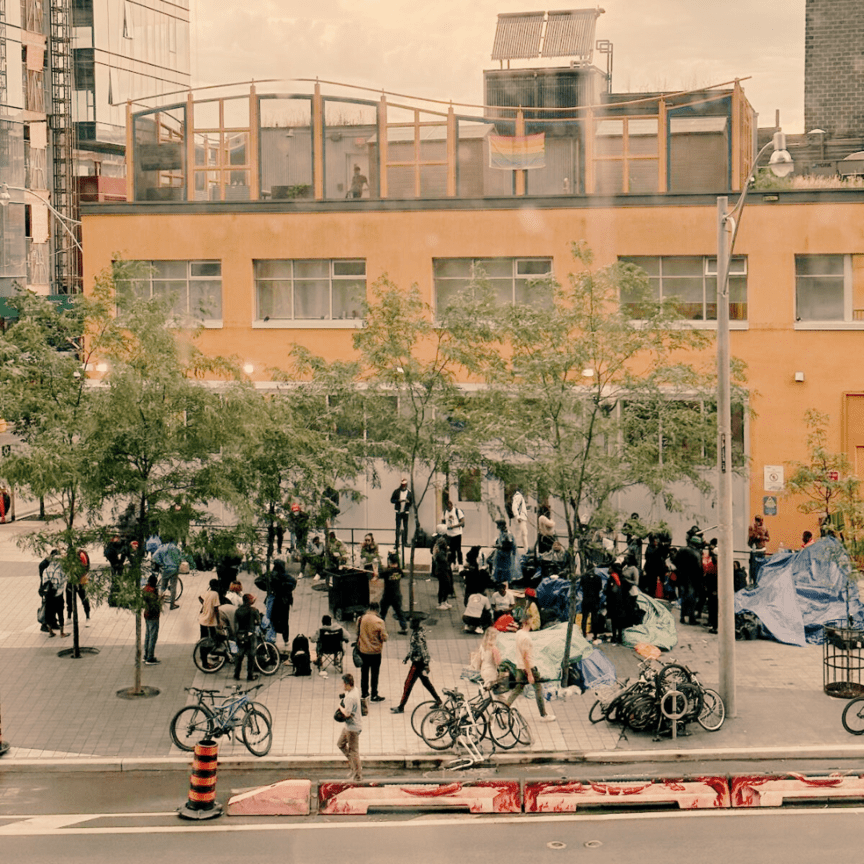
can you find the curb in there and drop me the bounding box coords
[5,745,864,774]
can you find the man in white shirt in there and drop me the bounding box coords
[444,498,465,567]
[490,582,516,621]
[462,591,491,634]
[504,617,556,722]
[511,489,528,551]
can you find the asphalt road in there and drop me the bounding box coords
[0,808,860,864]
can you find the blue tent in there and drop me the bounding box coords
[734,538,864,645]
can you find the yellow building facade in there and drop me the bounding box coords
[80,81,864,552]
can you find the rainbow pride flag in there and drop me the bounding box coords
[489,133,546,170]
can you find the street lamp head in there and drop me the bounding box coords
[769,131,794,178]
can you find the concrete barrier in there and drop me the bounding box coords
[318,779,521,815]
[524,776,730,812]
[731,772,864,808]
[227,779,312,816]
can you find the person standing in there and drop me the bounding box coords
[432,526,453,610]
[267,559,296,653]
[444,497,466,567]
[748,514,770,586]
[348,165,368,199]
[198,578,222,669]
[604,563,626,643]
[142,573,164,665]
[537,505,556,554]
[233,593,261,681]
[336,673,363,781]
[477,627,503,688]
[41,554,68,638]
[390,614,441,713]
[642,533,665,597]
[492,519,517,584]
[674,535,704,625]
[580,568,603,640]
[511,489,528,551]
[390,478,413,550]
[66,548,91,626]
[152,535,184,610]
[380,551,408,635]
[504,617,555,722]
[357,602,388,705]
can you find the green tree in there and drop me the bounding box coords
[86,264,237,695]
[445,242,730,680]
[352,277,471,607]
[0,288,114,656]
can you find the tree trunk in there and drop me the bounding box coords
[133,609,143,695]
[559,533,585,685]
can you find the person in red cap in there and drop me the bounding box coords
[522,587,541,631]
[288,502,309,556]
[234,593,261,681]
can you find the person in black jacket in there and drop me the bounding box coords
[268,559,296,652]
[580,568,603,640]
[604,563,626,643]
[674,536,704,625]
[390,478,413,549]
[233,593,261,681]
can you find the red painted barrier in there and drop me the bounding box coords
[731,772,864,808]
[524,777,730,813]
[318,780,521,815]
[227,779,312,816]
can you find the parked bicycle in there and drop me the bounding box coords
[169,685,273,756]
[192,621,280,676]
[841,696,864,735]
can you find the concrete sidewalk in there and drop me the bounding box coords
[0,519,859,770]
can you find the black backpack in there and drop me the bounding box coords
[291,633,311,676]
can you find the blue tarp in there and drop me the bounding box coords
[734,538,864,645]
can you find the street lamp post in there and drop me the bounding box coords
[717,131,793,717]
[0,183,83,254]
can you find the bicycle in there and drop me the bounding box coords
[841,696,864,735]
[192,622,280,676]
[169,685,273,756]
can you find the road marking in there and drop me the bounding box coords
[1,806,863,836]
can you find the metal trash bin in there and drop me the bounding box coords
[823,620,864,698]
[328,567,370,622]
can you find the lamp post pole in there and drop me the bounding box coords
[716,195,736,717]
[715,130,793,717]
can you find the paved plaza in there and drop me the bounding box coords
[0,517,860,767]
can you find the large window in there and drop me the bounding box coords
[254,259,366,323]
[433,258,552,311]
[794,255,860,323]
[620,256,747,322]
[120,260,222,324]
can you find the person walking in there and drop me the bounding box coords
[152,535,185,610]
[142,573,164,665]
[233,593,261,681]
[390,613,441,713]
[444,497,466,567]
[504,617,555,722]
[336,673,363,781]
[356,602,388,706]
[380,551,408,635]
[390,478,413,550]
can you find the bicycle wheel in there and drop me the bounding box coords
[170,705,215,752]
[254,641,281,676]
[842,697,864,735]
[486,701,520,750]
[410,700,438,737]
[589,699,607,724]
[656,663,693,692]
[242,708,273,756]
[193,639,226,673]
[419,707,457,751]
[460,710,487,746]
[175,577,184,601]
[624,692,660,732]
[510,708,532,746]
[697,688,726,732]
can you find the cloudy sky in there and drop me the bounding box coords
[189,0,806,131]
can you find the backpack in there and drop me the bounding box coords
[291,633,311,676]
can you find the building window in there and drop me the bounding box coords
[620,256,747,321]
[794,255,860,322]
[254,259,366,322]
[119,260,222,324]
[433,258,553,311]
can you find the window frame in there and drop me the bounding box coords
[253,258,367,328]
[432,256,554,313]
[794,253,864,329]
[121,260,223,327]
[619,254,748,327]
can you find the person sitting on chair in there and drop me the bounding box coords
[314,614,348,672]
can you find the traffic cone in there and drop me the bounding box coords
[178,739,222,820]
